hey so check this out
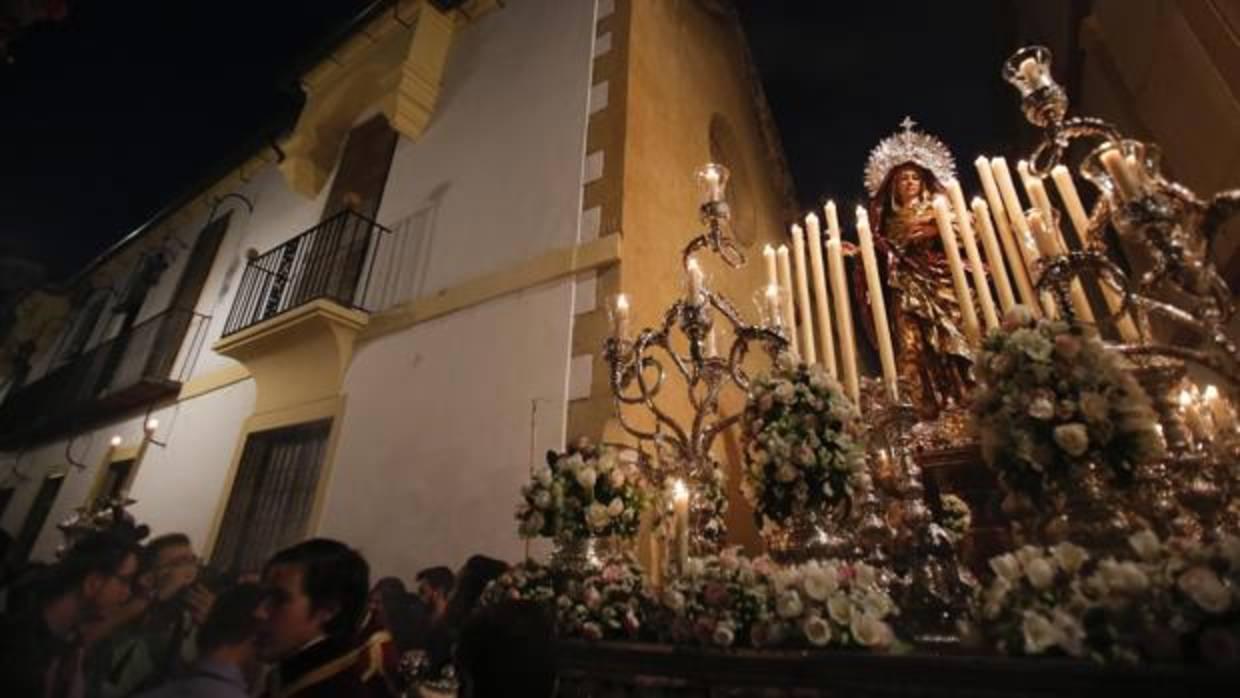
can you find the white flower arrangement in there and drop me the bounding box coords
[657,548,900,651]
[970,307,1163,500]
[516,439,647,541]
[482,555,649,642]
[973,531,1240,665]
[742,357,867,529]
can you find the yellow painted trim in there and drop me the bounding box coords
[362,233,622,342]
[204,395,347,562]
[177,363,251,401]
[392,3,455,140]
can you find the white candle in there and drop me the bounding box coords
[704,327,717,358]
[991,157,1049,316]
[1022,211,1060,318]
[1019,162,1056,230]
[947,181,999,331]
[1100,147,1141,200]
[764,284,783,327]
[763,244,778,291]
[826,237,859,404]
[825,201,859,403]
[776,245,799,360]
[1026,178,1096,325]
[672,479,690,575]
[686,256,705,304]
[1028,210,1095,324]
[701,168,723,204]
[791,223,819,366]
[856,206,899,401]
[613,293,630,338]
[932,195,982,344]
[804,214,836,375]
[976,156,1040,313]
[971,197,1017,313]
[1018,57,1040,83]
[1051,165,1141,342]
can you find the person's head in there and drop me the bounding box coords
[45,531,140,626]
[455,600,556,698]
[146,533,197,601]
[891,163,929,207]
[415,566,454,617]
[254,539,369,662]
[443,556,507,628]
[198,583,264,682]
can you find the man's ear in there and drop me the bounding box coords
[311,600,341,631]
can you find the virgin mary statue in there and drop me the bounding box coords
[859,118,975,418]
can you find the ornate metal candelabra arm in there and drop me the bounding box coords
[683,201,747,270]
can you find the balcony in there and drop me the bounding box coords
[0,308,210,448]
[212,210,389,414]
[222,209,390,337]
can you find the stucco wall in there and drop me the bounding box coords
[619,0,795,552]
[2,0,596,575]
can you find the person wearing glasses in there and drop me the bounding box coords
[0,530,140,698]
[94,533,220,697]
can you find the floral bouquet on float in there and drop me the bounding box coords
[516,438,648,543]
[970,306,1163,502]
[741,356,867,537]
[972,531,1240,666]
[654,547,901,651]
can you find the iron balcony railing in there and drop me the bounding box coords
[0,308,210,447]
[223,209,391,337]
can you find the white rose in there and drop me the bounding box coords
[801,566,836,601]
[520,511,545,536]
[1021,611,1062,654]
[776,464,798,483]
[853,563,877,588]
[586,502,610,531]
[989,553,1022,583]
[1128,529,1161,562]
[802,615,832,646]
[776,589,804,619]
[1052,423,1090,457]
[1051,609,1086,657]
[712,622,736,648]
[1025,557,1056,590]
[1051,542,1088,574]
[850,612,892,648]
[607,497,624,518]
[596,449,618,473]
[662,589,686,612]
[1079,391,1109,422]
[1178,566,1231,613]
[826,592,852,625]
[774,382,796,403]
[533,465,552,486]
[608,468,626,488]
[1028,398,1055,420]
[532,489,552,510]
[561,453,584,472]
[576,466,598,491]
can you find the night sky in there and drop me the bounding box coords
[1,1,1035,283]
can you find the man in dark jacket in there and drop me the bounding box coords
[0,531,140,698]
[255,538,395,698]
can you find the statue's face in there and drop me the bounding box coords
[894,166,925,205]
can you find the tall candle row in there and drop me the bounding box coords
[776,205,862,406]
